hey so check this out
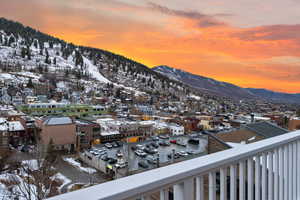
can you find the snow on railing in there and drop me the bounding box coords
[47,130,300,200]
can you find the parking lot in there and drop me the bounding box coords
[84,133,208,176]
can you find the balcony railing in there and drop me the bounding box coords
[47,130,300,200]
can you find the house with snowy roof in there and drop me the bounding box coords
[0,118,26,148]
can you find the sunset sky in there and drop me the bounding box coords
[1,0,300,93]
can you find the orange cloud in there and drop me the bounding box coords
[1,0,300,93]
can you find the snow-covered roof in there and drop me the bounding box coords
[8,121,24,131]
[101,131,120,136]
[43,117,73,125]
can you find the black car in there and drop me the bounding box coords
[188,138,200,145]
[138,161,149,169]
[112,142,119,148]
[159,141,170,146]
[168,153,180,159]
[108,158,117,164]
[116,141,123,146]
[131,146,137,151]
[101,155,109,161]
[144,147,156,154]
[151,142,159,148]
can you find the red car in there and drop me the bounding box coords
[170,140,177,144]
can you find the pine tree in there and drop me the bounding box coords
[8,36,15,46]
[33,40,38,49]
[27,78,34,88]
[21,47,26,58]
[45,49,50,64]
[26,46,31,60]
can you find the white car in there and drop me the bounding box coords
[105,143,113,148]
[135,150,147,157]
[178,151,188,157]
[115,161,127,169]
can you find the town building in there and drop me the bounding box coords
[36,116,76,151]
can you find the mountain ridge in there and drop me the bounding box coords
[153,65,300,103]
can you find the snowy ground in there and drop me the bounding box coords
[0,159,72,199]
[62,157,97,174]
[52,173,72,192]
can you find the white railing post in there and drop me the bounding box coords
[262,152,267,200]
[288,143,293,200]
[174,183,184,200]
[284,145,289,200]
[220,168,227,200]
[209,172,216,200]
[274,148,279,200]
[230,164,237,200]
[297,141,300,199]
[160,188,169,200]
[248,158,254,200]
[184,178,195,200]
[196,176,204,200]
[279,146,284,200]
[268,151,274,200]
[239,161,245,200]
[292,142,297,200]
[255,155,261,200]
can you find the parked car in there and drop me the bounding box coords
[108,158,117,164]
[115,162,127,169]
[174,153,181,159]
[138,161,149,168]
[159,141,170,146]
[135,150,147,157]
[116,141,123,146]
[168,153,180,159]
[146,156,157,165]
[188,138,200,145]
[136,144,145,150]
[101,155,109,161]
[170,140,177,144]
[178,151,188,157]
[112,142,119,148]
[144,147,157,154]
[150,142,159,148]
[151,136,159,141]
[176,140,187,147]
[131,146,137,151]
[159,135,169,139]
[187,150,196,155]
[116,150,123,157]
[105,143,113,148]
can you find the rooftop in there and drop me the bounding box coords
[43,116,73,126]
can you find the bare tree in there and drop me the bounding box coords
[2,141,58,200]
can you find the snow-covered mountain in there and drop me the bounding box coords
[154,65,300,103]
[153,65,257,100]
[0,18,190,99]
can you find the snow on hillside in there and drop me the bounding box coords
[83,57,110,83]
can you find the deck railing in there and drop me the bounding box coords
[47,130,300,200]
